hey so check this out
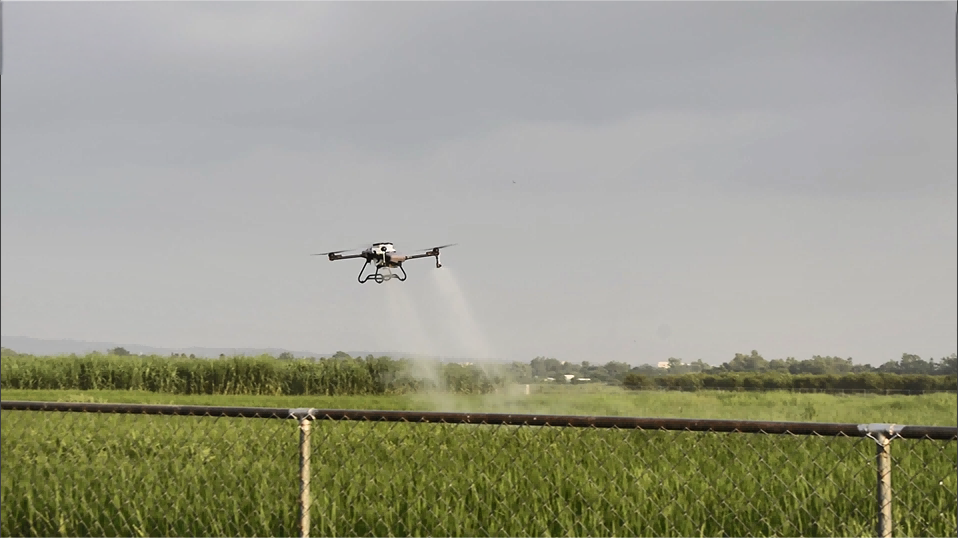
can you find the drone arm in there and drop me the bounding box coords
[403,249,442,268]
[325,253,365,262]
[402,251,438,261]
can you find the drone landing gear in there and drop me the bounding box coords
[357,261,407,284]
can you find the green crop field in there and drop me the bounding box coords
[2,384,957,425]
[2,388,956,537]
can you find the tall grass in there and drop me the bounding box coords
[5,353,955,399]
[0,354,503,395]
[1,409,954,537]
[2,385,957,426]
[3,382,955,535]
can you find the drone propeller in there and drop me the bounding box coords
[312,247,359,256]
[414,243,458,252]
[311,242,372,256]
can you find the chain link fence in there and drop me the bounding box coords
[1,400,955,537]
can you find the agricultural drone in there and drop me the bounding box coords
[314,242,456,284]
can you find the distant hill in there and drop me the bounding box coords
[0,335,503,363]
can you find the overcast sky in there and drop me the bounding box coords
[1,1,956,366]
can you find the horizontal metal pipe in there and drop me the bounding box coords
[0,400,290,419]
[896,425,958,440]
[2,400,956,440]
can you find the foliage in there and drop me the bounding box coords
[1,349,955,397]
[0,353,506,396]
[625,372,957,393]
[513,352,957,383]
[2,387,955,426]
[1,407,954,537]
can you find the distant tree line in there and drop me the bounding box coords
[619,371,956,393]
[0,347,954,395]
[500,351,957,382]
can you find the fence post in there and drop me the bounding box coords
[859,423,902,538]
[290,408,317,538]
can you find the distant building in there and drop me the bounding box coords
[657,361,669,369]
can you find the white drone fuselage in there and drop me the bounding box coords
[365,242,406,267]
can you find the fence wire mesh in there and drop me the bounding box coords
[1,402,955,538]
[885,433,958,537]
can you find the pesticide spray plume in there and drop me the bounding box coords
[377,266,530,413]
[424,268,633,417]
[428,268,494,362]
[425,267,531,413]
[383,281,458,411]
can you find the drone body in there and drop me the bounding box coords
[315,242,455,284]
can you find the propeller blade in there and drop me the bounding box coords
[312,242,373,256]
[413,243,458,252]
[312,248,357,256]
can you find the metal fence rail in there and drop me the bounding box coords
[1,400,955,537]
[625,386,958,395]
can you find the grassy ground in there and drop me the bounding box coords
[3,384,956,425]
[2,387,955,537]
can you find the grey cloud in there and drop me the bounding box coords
[2,2,955,363]
[2,2,953,155]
